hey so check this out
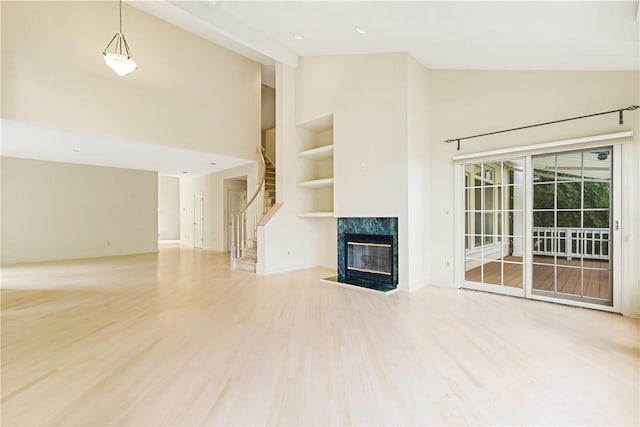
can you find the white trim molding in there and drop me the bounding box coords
[452,131,633,162]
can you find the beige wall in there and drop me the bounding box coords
[266,57,640,315]
[258,63,333,274]
[407,56,432,290]
[1,157,158,264]
[296,53,409,219]
[261,54,422,284]
[158,176,179,240]
[262,85,276,131]
[427,70,640,317]
[1,1,260,160]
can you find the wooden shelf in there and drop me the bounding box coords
[297,145,334,161]
[297,178,334,188]
[296,115,334,215]
[296,114,333,131]
[297,212,334,218]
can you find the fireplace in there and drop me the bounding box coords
[337,217,398,292]
[345,233,393,285]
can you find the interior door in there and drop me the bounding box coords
[194,192,204,249]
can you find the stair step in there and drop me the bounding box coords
[242,246,256,255]
[235,257,256,272]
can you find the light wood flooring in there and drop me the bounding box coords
[2,247,638,426]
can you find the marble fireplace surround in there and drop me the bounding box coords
[337,217,398,292]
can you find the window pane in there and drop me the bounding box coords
[584,181,610,209]
[557,211,581,228]
[584,210,609,229]
[503,261,523,288]
[465,187,470,211]
[465,255,483,282]
[556,152,582,181]
[484,186,496,210]
[470,212,482,235]
[583,268,610,299]
[484,212,494,241]
[483,261,502,285]
[533,264,554,291]
[483,163,498,183]
[557,182,581,209]
[556,267,581,295]
[503,236,524,260]
[583,149,611,180]
[465,164,481,181]
[533,211,554,228]
[533,155,555,183]
[505,211,523,236]
[504,158,524,186]
[533,183,555,209]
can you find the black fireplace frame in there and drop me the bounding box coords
[344,233,394,285]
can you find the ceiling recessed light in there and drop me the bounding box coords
[210,162,217,166]
[182,171,189,174]
[293,34,304,40]
[355,26,367,35]
[73,149,80,152]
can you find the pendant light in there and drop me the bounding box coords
[102,0,137,76]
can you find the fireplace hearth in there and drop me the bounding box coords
[337,217,398,292]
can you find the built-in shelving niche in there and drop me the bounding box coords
[296,114,334,218]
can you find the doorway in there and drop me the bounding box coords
[224,179,248,252]
[194,192,204,249]
[460,144,620,311]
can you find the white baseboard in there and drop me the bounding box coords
[259,263,324,275]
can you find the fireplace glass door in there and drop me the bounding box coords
[345,233,393,285]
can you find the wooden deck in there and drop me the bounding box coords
[465,256,610,299]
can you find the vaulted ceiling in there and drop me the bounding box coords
[134,1,640,71]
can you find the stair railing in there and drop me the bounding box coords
[230,146,266,267]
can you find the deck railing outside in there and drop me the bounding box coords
[532,227,609,260]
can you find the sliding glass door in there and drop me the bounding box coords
[531,147,613,306]
[464,158,525,295]
[460,145,618,310]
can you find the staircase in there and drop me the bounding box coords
[231,148,275,272]
[263,157,276,214]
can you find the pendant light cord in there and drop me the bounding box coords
[119,0,123,34]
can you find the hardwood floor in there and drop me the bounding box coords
[2,247,638,425]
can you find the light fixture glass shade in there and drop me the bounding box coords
[103,52,137,76]
[102,1,137,76]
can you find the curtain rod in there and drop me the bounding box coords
[445,105,639,150]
